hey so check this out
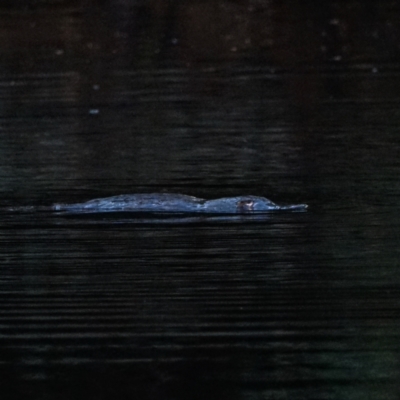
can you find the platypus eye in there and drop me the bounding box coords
[237,200,254,212]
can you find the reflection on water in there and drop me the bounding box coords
[1,1,400,399]
[1,208,400,400]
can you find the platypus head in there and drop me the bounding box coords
[236,196,308,212]
[203,196,307,213]
[236,196,278,212]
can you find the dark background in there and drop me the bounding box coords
[1,1,400,399]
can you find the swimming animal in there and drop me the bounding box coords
[52,193,307,214]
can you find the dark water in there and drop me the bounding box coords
[1,1,400,399]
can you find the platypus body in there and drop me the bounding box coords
[52,193,307,214]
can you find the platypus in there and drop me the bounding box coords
[52,193,308,214]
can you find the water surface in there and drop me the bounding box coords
[1,1,400,399]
